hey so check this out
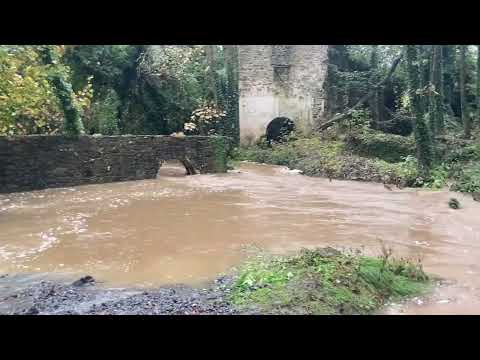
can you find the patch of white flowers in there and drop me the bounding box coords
[183,102,227,135]
[184,122,197,131]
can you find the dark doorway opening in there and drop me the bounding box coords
[266,117,295,144]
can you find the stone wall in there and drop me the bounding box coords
[238,45,330,145]
[0,135,230,193]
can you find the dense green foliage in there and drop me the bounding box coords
[0,46,90,135]
[0,45,239,139]
[93,89,120,135]
[231,248,430,315]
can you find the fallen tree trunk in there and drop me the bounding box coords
[316,55,403,132]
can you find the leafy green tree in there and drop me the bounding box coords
[0,46,63,135]
[38,45,84,136]
[64,45,141,97]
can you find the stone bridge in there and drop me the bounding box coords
[0,135,230,193]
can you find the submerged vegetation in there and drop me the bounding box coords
[230,247,430,315]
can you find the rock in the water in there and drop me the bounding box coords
[72,276,95,287]
[449,198,460,209]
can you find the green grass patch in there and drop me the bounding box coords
[230,248,431,315]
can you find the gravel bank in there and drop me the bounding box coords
[0,274,248,315]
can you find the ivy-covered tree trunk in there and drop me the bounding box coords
[418,46,431,88]
[368,45,385,129]
[442,45,456,116]
[224,45,240,144]
[38,46,84,136]
[418,45,434,116]
[406,45,433,177]
[429,45,444,135]
[459,45,471,138]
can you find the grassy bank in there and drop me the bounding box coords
[232,130,480,194]
[233,135,420,187]
[230,248,431,315]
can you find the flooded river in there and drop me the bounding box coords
[1,162,480,314]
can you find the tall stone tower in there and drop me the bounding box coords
[238,45,330,145]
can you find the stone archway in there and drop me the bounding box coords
[157,158,197,177]
[266,117,295,144]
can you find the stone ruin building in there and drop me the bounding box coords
[238,45,330,145]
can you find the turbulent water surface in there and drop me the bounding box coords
[1,162,480,314]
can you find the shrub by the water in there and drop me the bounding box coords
[230,248,430,315]
[344,129,415,162]
[424,141,480,193]
[451,164,480,194]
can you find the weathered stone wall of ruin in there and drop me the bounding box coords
[0,135,230,193]
[238,45,329,145]
[239,45,274,96]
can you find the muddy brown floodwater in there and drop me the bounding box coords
[1,162,480,314]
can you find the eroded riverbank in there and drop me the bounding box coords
[1,162,480,314]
